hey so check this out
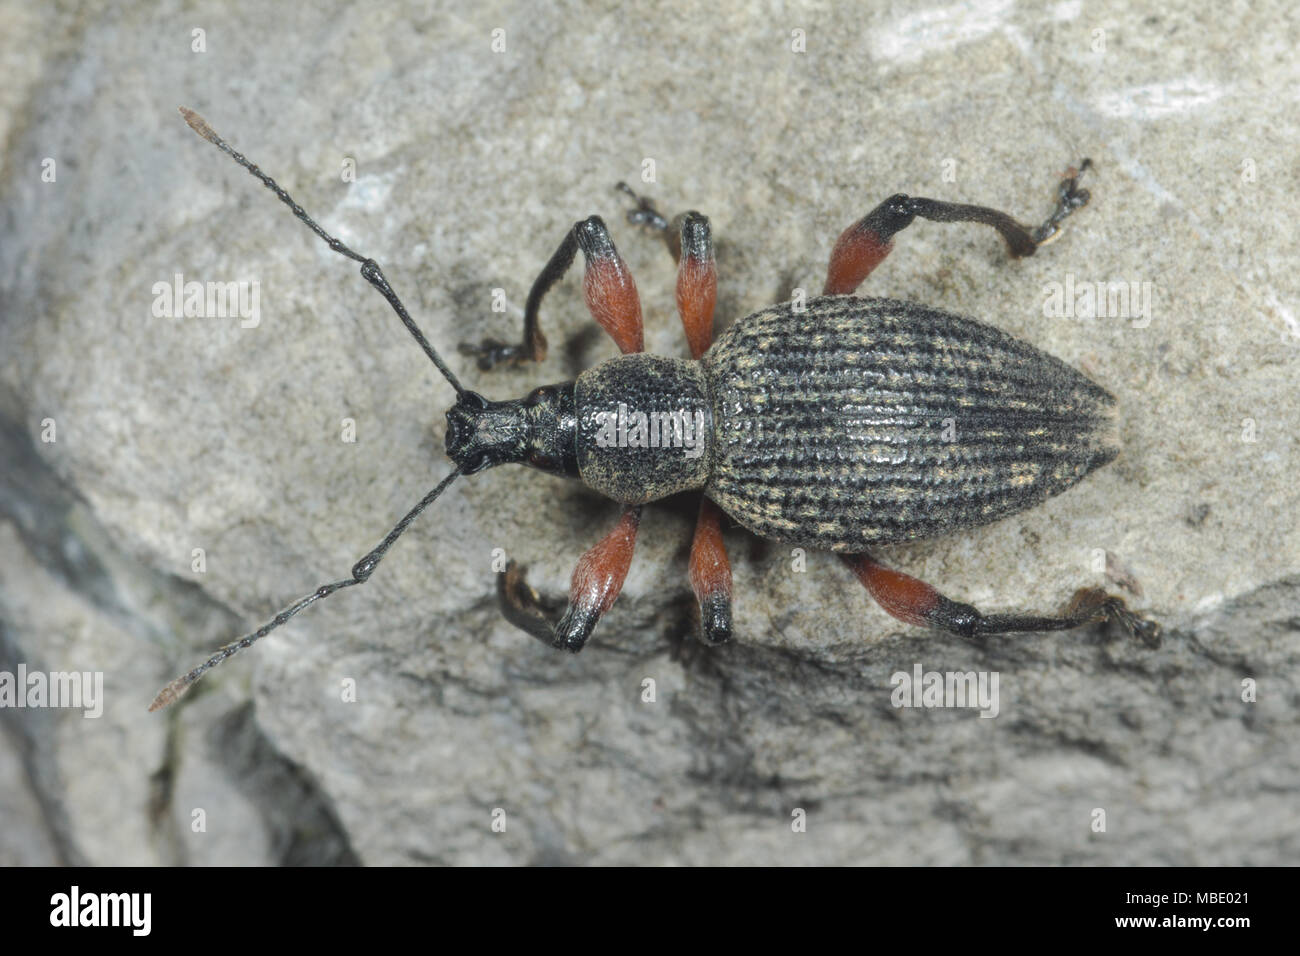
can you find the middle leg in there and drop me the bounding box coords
[619,184,734,645]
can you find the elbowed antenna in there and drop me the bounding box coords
[177,106,464,395]
[153,112,474,710]
[150,466,462,711]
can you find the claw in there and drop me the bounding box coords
[615,181,668,231]
[1065,586,1162,648]
[1031,158,1093,246]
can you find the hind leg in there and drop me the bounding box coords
[841,552,1160,646]
[823,160,1092,295]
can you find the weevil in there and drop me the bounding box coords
[150,108,1159,711]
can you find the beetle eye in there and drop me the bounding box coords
[461,452,491,475]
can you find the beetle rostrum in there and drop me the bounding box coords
[445,385,579,478]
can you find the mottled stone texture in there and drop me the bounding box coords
[1,1,1296,865]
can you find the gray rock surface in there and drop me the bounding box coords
[1,0,1296,865]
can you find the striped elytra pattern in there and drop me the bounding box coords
[701,295,1119,550]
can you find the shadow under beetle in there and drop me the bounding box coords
[151,109,1159,711]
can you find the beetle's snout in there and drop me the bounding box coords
[444,384,579,478]
[444,390,486,468]
[444,390,531,475]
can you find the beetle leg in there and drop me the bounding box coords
[613,183,719,358]
[577,217,647,356]
[460,216,644,369]
[673,211,718,362]
[615,181,681,260]
[616,181,670,233]
[669,212,733,643]
[841,553,1161,647]
[497,506,642,651]
[823,159,1092,295]
[689,498,733,645]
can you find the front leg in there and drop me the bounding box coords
[461,216,645,369]
[498,507,642,651]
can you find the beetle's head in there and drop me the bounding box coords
[445,384,577,477]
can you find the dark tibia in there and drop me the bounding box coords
[823,159,1093,295]
[460,228,577,369]
[841,553,1160,647]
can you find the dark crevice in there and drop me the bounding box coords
[0,395,359,865]
[209,702,360,866]
[0,620,83,866]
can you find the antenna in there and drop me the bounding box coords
[153,111,472,710]
[177,107,464,394]
[150,467,462,710]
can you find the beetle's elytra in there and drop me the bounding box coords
[701,296,1119,549]
[151,109,1158,712]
